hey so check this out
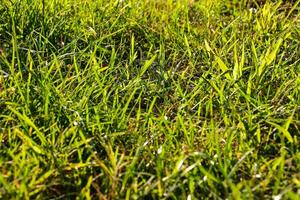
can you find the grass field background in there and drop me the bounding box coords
[0,0,300,199]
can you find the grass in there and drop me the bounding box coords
[0,0,300,199]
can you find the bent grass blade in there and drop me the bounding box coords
[8,107,47,145]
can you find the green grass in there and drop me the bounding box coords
[0,0,300,199]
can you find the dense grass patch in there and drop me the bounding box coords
[0,0,300,199]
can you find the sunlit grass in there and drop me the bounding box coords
[0,0,300,199]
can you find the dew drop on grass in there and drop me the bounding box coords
[187,194,192,200]
[143,141,148,147]
[255,174,262,178]
[157,146,162,154]
[272,194,282,200]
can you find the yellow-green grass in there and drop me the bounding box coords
[0,0,300,199]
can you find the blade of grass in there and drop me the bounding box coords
[8,107,46,145]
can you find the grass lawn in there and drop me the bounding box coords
[0,0,300,199]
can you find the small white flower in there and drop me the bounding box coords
[203,175,207,182]
[73,121,78,126]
